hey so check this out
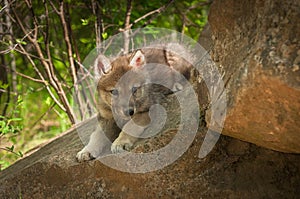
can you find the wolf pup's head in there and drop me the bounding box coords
[94,50,148,120]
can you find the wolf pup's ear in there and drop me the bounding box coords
[94,54,111,79]
[129,50,145,69]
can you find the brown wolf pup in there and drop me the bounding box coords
[76,46,192,162]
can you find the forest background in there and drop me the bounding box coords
[0,0,209,169]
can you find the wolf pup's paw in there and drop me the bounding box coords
[76,148,96,162]
[111,138,134,154]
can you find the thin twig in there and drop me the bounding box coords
[0,89,18,95]
[0,4,8,14]
[0,147,22,157]
[139,0,174,28]
[15,71,44,83]
[122,0,175,30]
[130,0,175,37]
[30,102,56,130]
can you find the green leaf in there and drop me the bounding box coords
[18,151,23,157]
[79,38,90,44]
[37,37,44,43]
[6,145,14,152]
[0,80,9,89]
[102,32,108,40]
[45,96,52,106]
[9,118,23,122]
[184,26,189,33]
[81,19,89,26]
[16,39,27,45]
[17,95,23,105]
[2,125,9,134]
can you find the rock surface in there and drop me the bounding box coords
[0,118,299,198]
[207,0,300,153]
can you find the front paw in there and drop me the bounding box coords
[76,148,96,162]
[111,138,134,154]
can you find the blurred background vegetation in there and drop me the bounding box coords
[0,0,210,170]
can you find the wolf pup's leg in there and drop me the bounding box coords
[111,112,150,153]
[76,118,120,162]
[76,126,107,162]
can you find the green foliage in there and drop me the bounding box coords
[0,97,24,170]
[0,116,22,136]
[0,81,9,90]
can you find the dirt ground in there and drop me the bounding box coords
[0,122,299,198]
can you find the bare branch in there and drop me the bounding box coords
[15,71,45,83]
[127,0,175,39]
[123,0,133,53]
[0,28,36,54]
[0,147,21,157]
[0,4,8,14]
[131,0,175,29]
[48,0,60,14]
[0,0,15,15]
[0,89,17,96]
[58,2,77,86]
[92,0,103,49]
[57,2,82,122]
[17,1,77,123]
[12,2,74,121]
[124,0,132,29]
[30,102,56,130]
[11,5,34,42]
[17,44,67,112]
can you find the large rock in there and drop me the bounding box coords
[0,117,299,198]
[207,0,300,153]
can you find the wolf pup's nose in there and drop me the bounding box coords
[124,108,134,116]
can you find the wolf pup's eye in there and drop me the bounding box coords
[132,86,139,95]
[110,89,119,96]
